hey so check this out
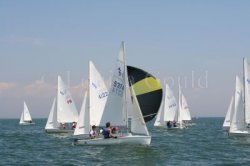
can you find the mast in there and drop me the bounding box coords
[243,57,246,124]
[88,61,90,129]
[123,41,129,130]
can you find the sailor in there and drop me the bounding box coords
[102,122,117,139]
[167,121,172,128]
[72,122,77,129]
[89,125,97,139]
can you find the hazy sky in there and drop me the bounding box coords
[0,1,250,118]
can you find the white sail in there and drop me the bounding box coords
[89,61,108,126]
[130,85,149,135]
[243,57,250,124]
[223,96,234,128]
[19,101,32,124]
[181,94,191,121]
[230,76,246,132]
[23,101,32,121]
[57,75,78,123]
[74,92,90,135]
[19,111,24,124]
[45,98,58,130]
[177,84,183,128]
[163,83,178,122]
[154,101,164,126]
[100,42,126,126]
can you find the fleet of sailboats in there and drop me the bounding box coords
[19,42,250,145]
[154,82,192,129]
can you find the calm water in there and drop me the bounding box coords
[1,118,250,165]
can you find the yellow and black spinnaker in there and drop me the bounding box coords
[127,66,163,122]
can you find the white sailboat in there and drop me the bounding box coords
[45,75,79,133]
[229,58,250,136]
[73,61,108,136]
[222,96,234,131]
[229,76,250,135]
[74,41,162,145]
[154,82,177,127]
[19,101,34,125]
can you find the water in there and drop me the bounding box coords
[1,118,250,165]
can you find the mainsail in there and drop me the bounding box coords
[57,75,78,123]
[89,61,109,126]
[100,42,127,126]
[230,76,245,132]
[243,57,250,124]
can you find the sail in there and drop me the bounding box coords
[19,111,24,124]
[23,101,32,122]
[222,96,234,128]
[89,61,109,126]
[57,75,78,123]
[230,76,245,132]
[130,84,149,135]
[243,57,250,124]
[127,66,163,122]
[154,102,166,126]
[177,84,183,128]
[74,92,90,135]
[181,94,191,121]
[45,98,58,130]
[163,83,178,122]
[154,101,164,126]
[100,42,126,126]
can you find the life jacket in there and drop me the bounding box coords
[102,127,110,138]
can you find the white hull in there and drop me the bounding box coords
[73,135,151,146]
[229,130,250,137]
[45,128,74,134]
[19,122,35,125]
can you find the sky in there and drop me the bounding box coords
[0,1,250,118]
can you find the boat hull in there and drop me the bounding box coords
[73,135,151,146]
[223,126,230,131]
[45,128,74,134]
[19,122,35,125]
[229,130,250,137]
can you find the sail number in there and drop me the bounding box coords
[113,81,124,90]
[98,92,108,99]
[112,81,124,96]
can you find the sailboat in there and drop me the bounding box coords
[229,76,250,135]
[19,101,34,125]
[229,58,250,136]
[222,96,234,131]
[45,75,79,133]
[154,82,178,127]
[73,61,108,136]
[74,42,162,145]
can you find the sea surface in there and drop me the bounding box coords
[1,118,250,165]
